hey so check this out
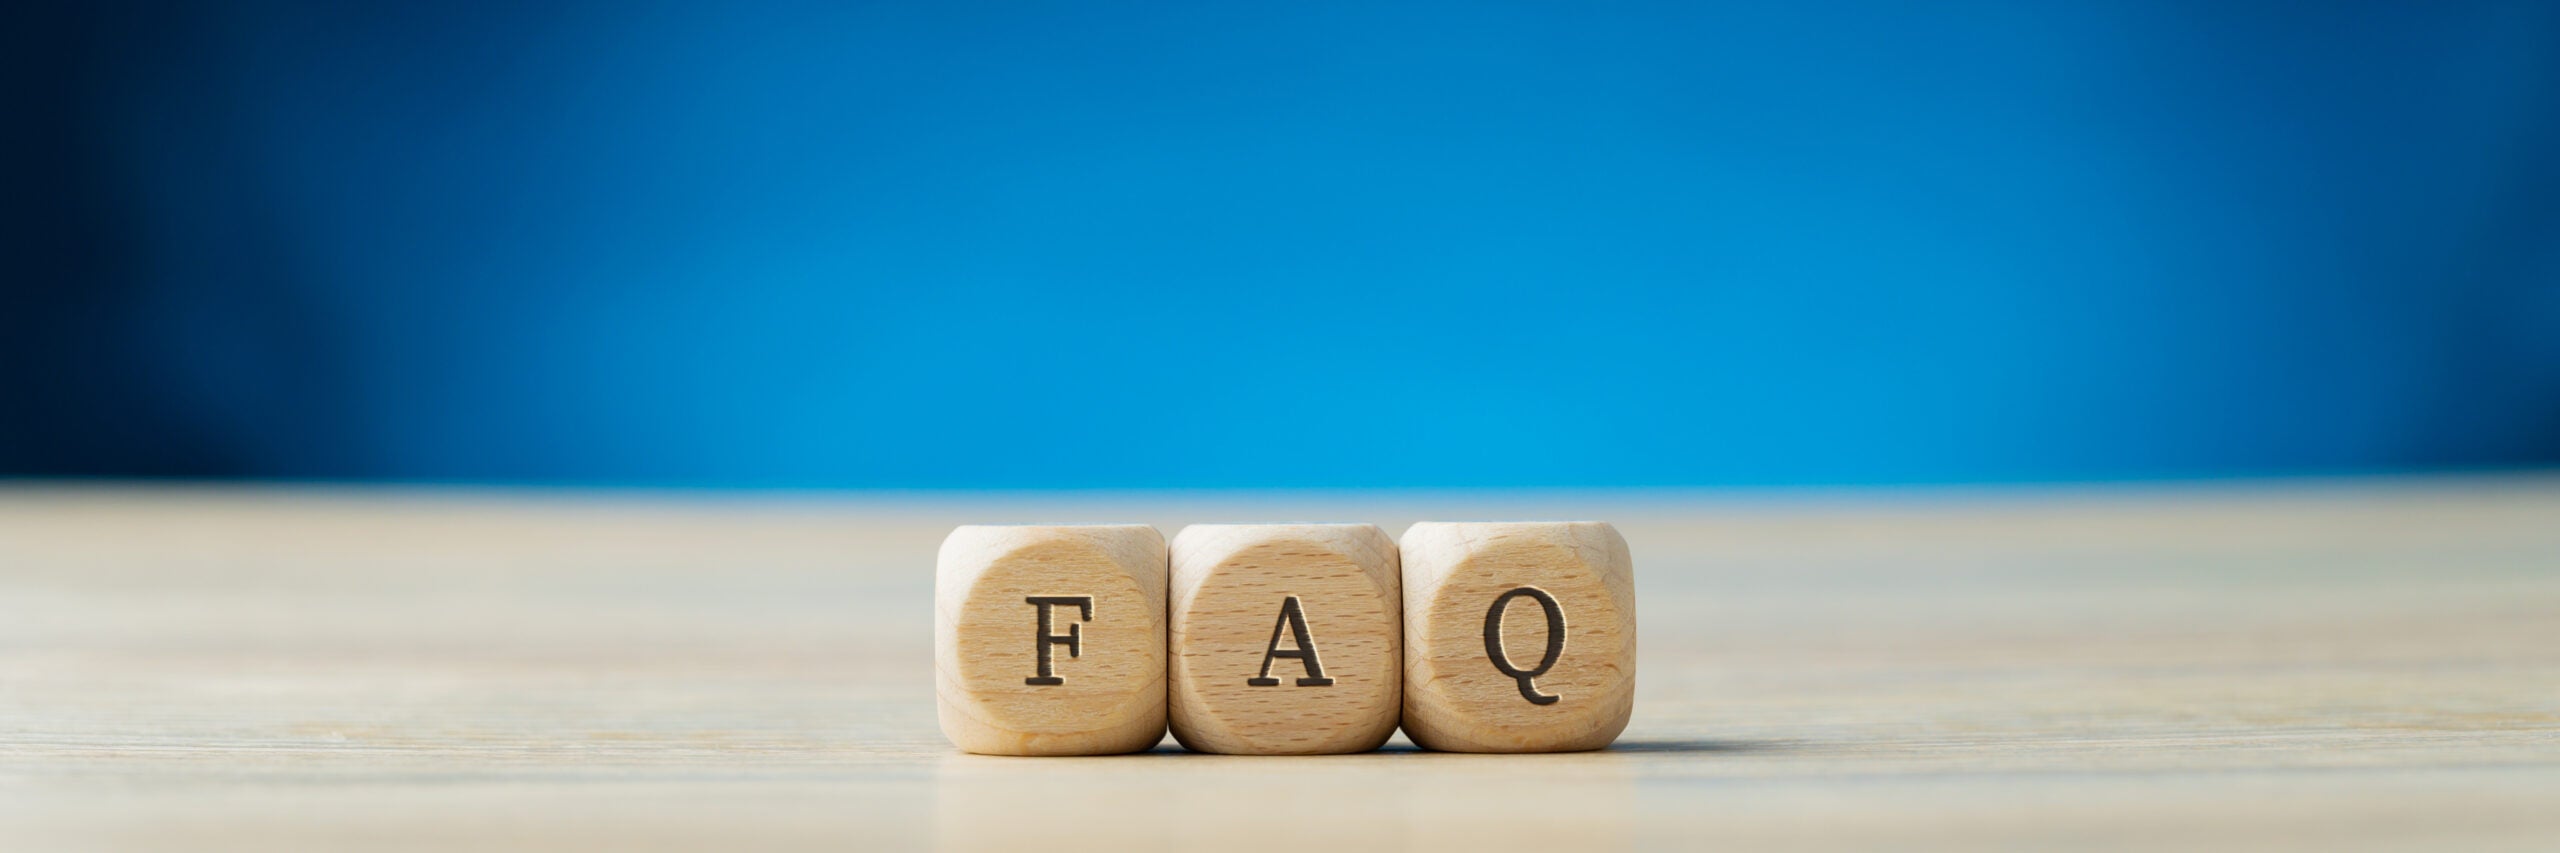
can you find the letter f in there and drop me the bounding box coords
[1024,596,1093,685]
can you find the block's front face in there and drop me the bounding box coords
[1401,522,1634,753]
[936,525,1167,755]
[1168,524,1400,754]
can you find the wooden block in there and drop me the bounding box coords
[1167,523,1401,754]
[1399,521,1635,752]
[935,524,1167,755]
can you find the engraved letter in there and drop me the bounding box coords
[1483,587,1565,704]
[1247,595,1334,687]
[1024,595,1093,685]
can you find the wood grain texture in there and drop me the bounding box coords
[935,524,1167,755]
[1168,523,1400,755]
[2,477,2558,850]
[1400,521,1635,752]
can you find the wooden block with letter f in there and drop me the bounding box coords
[1400,521,1635,752]
[1167,523,1401,754]
[936,524,1167,755]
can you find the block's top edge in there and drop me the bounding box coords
[1175,521,1380,529]
[939,523,1163,558]
[938,524,1169,591]
[1403,520,1614,527]
[948,522,1155,529]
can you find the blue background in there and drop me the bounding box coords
[8,2,2559,488]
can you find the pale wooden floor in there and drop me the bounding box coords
[2,478,2555,850]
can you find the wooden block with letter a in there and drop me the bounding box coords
[935,524,1167,755]
[1167,523,1401,754]
[1399,521,1635,752]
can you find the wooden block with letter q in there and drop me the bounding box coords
[935,524,1168,755]
[1166,523,1401,754]
[1399,521,1635,752]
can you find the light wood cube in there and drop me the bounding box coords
[1167,523,1401,754]
[1399,521,1634,752]
[935,524,1167,755]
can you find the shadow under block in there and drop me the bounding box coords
[1167,523,1402,755]
[1399,521,1635,753]
[935,524,1168,756]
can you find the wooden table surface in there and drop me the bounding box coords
[3,478,2556,850]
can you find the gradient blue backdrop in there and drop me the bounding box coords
[8,2,2559,487]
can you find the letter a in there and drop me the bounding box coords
[1247,596,1334,687]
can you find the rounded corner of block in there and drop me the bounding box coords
[1396,521,1467,556]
